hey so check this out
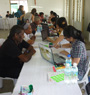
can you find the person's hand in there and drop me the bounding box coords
[28,40,34,45]
[31,49,36,55]
[28,45,33,50]
[53,43,57,48]
[35,28,37,31]
[52,30,56,33]
[54,44,60,49]
[30,36,36,41]
[53,37,57,40]
[47,37,51,41]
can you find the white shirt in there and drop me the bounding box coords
[59,31,69,45]
[24,12,32,23]
[24,33,30,41]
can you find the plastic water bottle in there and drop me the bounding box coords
[71,63,78,83]
[37,25,42,32]
[64,63,71,84]
[37,25,40,32]
[39,24,42,32]
[66,54,72,66]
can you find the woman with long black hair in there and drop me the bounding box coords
[62,25,88,80]
[47,17,70,54]
[15,5,25,25]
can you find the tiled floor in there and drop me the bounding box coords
[0,29,90,94]
[0,30,9,39]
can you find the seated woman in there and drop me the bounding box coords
[62,25,88,80]
[47,17,70,54]
[24,22,36,45]
[48,11,59,23]
[49,17,56,29]
[49,17,60,36]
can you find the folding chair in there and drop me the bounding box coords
[78,58,90,95]
[0,77,17,88]
[0,92,11,95]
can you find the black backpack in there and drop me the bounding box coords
[86,82,90,95]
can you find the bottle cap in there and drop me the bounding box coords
[29,85,33,93]
[67,54,71,57]
[49,42,53,45]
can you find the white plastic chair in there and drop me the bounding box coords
[78,58,90,95]
[0,77,17,88]
[0,92,11,95]
[0,39,5,46]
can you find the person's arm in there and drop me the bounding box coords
[62,43,71,48]
[55,43,71,49]
[30,36,36,41]
[20,14,25,20]
[27,40,34,45]
[46,37,55,43]
[60,50,69,56]
[47,35,64,46]
[31,15,34,22]
[72,58,80,65]
[18,45,36,62]
[49,25,55,29]
[27,35,36,45]
[53,35,64,47]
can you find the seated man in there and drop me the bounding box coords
[30,16,40,35]
[24,22,36,45]
[0,25,36,79]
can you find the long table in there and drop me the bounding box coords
[12,48,82,95]
[0,18,17,29]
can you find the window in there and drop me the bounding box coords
[10,0,28,13]
[65,0,70,24]
[74,0,82,22]
[11,3,18,13]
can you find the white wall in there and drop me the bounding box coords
[0,0,10,17]
[27,0,64,17]
[0,0,64,17]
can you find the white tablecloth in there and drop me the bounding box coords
[12,49,82,95]
[0,18,17,29]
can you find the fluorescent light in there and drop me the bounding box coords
[29,6,43,8]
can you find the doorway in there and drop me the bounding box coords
[10,0,28,14]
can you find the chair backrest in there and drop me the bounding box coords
[0,39,5,46]
[0,92,11,95]
[81,58,90,81]
[87,50,90,58]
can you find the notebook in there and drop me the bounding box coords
[38,43,66,65]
